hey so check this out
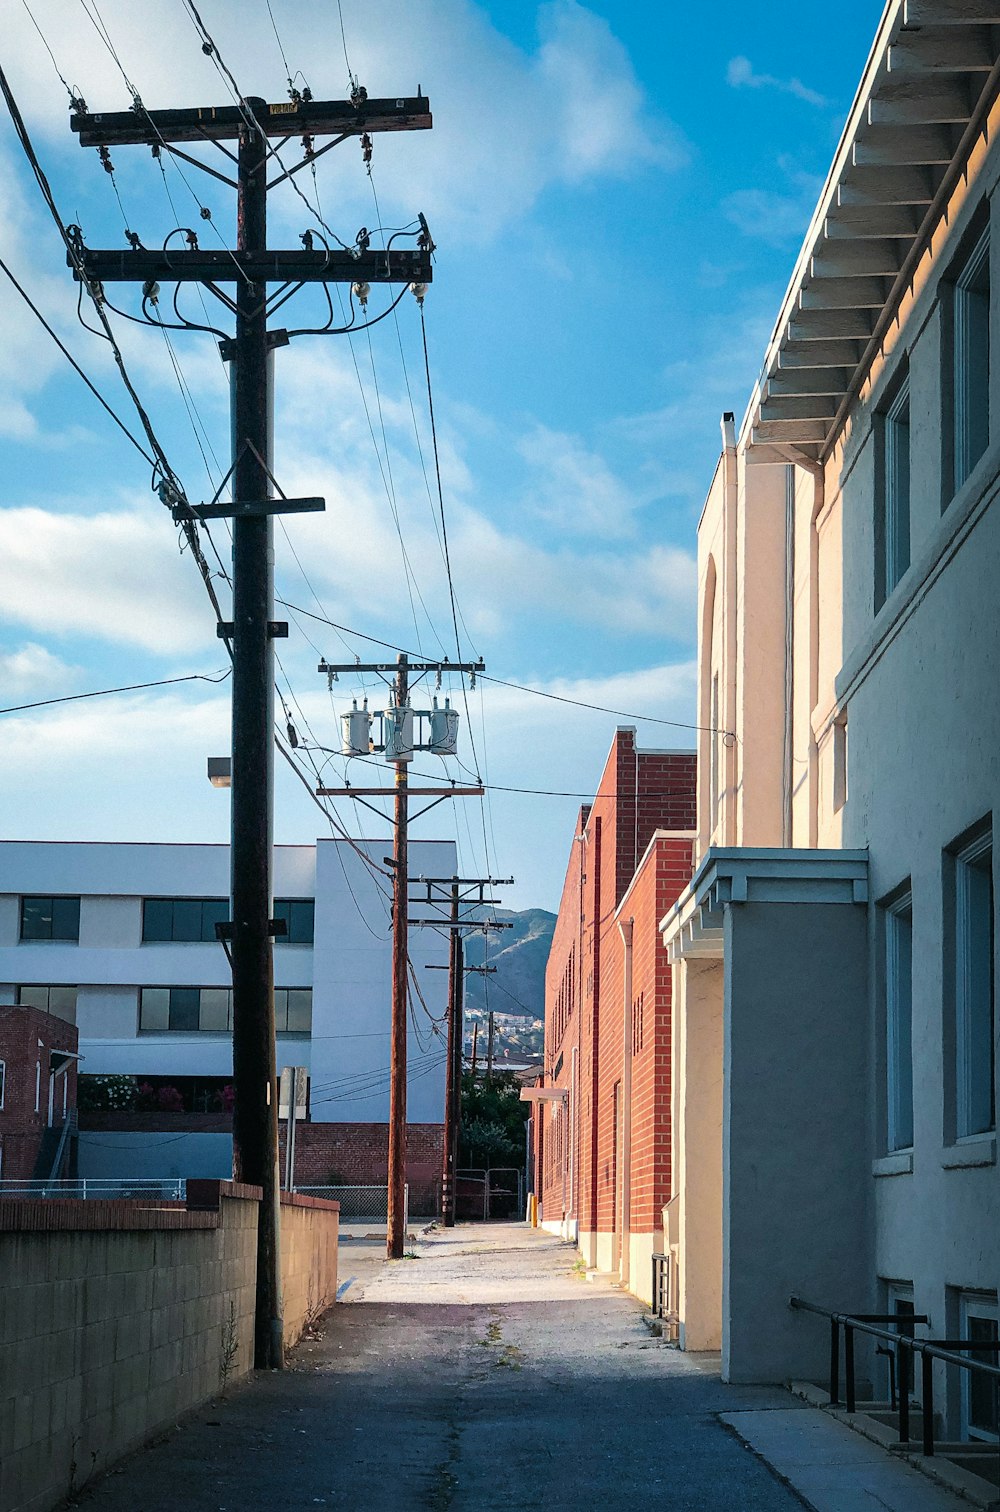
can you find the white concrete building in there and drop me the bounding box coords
[0,837,454,1183]
[660,0,999,1451]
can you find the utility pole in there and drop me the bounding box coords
[442,881,459,1226]
[388,653,409,1259]
[316,656,486,1258]
[487,1009,495,1082]
[70,91,433,1365]
[418,875,511,1226]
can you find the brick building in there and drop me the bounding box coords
[0,1002,79,1180]
[533,729,695,1303]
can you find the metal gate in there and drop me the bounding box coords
[455,1167,523,1221]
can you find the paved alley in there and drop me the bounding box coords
[73,1226,964,1512]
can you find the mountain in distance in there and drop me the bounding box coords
[463,907,556,1020]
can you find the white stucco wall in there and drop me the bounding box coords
[0,836,454,1130]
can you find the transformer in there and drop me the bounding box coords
[383,705,414,763]
[341,698,372,757]
[428,697,459,756]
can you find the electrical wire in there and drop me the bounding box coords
[0,670,232,717]
[272,599,725,736]
[0,254,156,467]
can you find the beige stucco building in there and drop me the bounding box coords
[661,0,999,1443]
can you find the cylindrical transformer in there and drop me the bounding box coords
[429,697,460,756]
[383,705,414,763]
[341,698,372,756]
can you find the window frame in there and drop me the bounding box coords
[141,897,229,944]
[0,1059,5,1110]
[138,985,312,1034]
[951,826,996,1140]
[19,896,81,943]
[947,219,991,500]
[273,897,315,946]
[959,1293,999,1443]
[15,985,79,1023]
[875,368,912,609]
[885,889,915,1153]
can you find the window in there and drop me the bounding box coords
[952,223,990,494]
[951,827,995,1138]
[0,1060,5,1110]
[15,985,78,1023]
[142,897,228,943]
[886,1283,917,1402]
[960,1294,998,1442]
[833,713,848,814]
[273,898,315,945]
[877,372,911,606]
[885,891,914,1152]
[139,986,312,1033]
[20,896,80,942]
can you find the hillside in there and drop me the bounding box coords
[463,906,556,1020]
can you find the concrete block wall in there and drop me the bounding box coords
[0,1178,342,1512]
[0,1184,259,1512]
[279,1192,340,1350]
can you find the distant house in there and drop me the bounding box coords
[532,729,695,1305]
[660,0,999,1427]
[0,1000,78,1181]
[0,836,454,1208]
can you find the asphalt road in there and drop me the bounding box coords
[76,1224,808,1512]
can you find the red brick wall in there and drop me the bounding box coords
[282,1121,443,1214]
[0,1005,78,1180]
[539,730,695,1246]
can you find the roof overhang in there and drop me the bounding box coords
[660,847,869,963]
[519,1087,569,1104]
[742,0,1000,466]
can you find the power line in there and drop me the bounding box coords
[274,598,719,735]
[0,669,231,717]
[0,254,156,467]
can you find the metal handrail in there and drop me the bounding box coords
[790,1295,1000,1478]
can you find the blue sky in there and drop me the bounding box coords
[0,0,879,908]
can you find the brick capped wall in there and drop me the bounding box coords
[539,729,695,1271]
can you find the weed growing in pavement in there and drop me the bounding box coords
[402,1249,420,1260]
[219,1299,240,1393]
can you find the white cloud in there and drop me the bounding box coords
[726,54,828,108]
[0,506,226,654]
[515,424,648,537]
[4,0,686,249]
[721,157,823,247]
[0,643,80,698]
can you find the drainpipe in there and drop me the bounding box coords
[618,915,634,1290]
[720,413,739,845]
[782,465,795,847]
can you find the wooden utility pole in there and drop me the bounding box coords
[486,1009,495,1082]
[316,658,486,1259]
[388,653,409,1258]
[441,881,460,1227]
[70,91,433,1365]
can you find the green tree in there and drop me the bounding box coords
[459,1069,528,1168]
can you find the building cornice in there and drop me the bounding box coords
[659,847,869,962]
[740,0,1000,466]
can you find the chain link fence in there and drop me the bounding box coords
[0,1178,186,1200]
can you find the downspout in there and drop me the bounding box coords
[782,465,795,847]
[618,916,634,1290]
[720,413,739,845]
[808,469,825,849]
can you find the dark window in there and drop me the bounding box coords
[168,987,200,1031]
[967,1313,1000,1438]
[274,898,315,945]
[142,898,228,943]
[20,896,80,942]
[876,371,911,609]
